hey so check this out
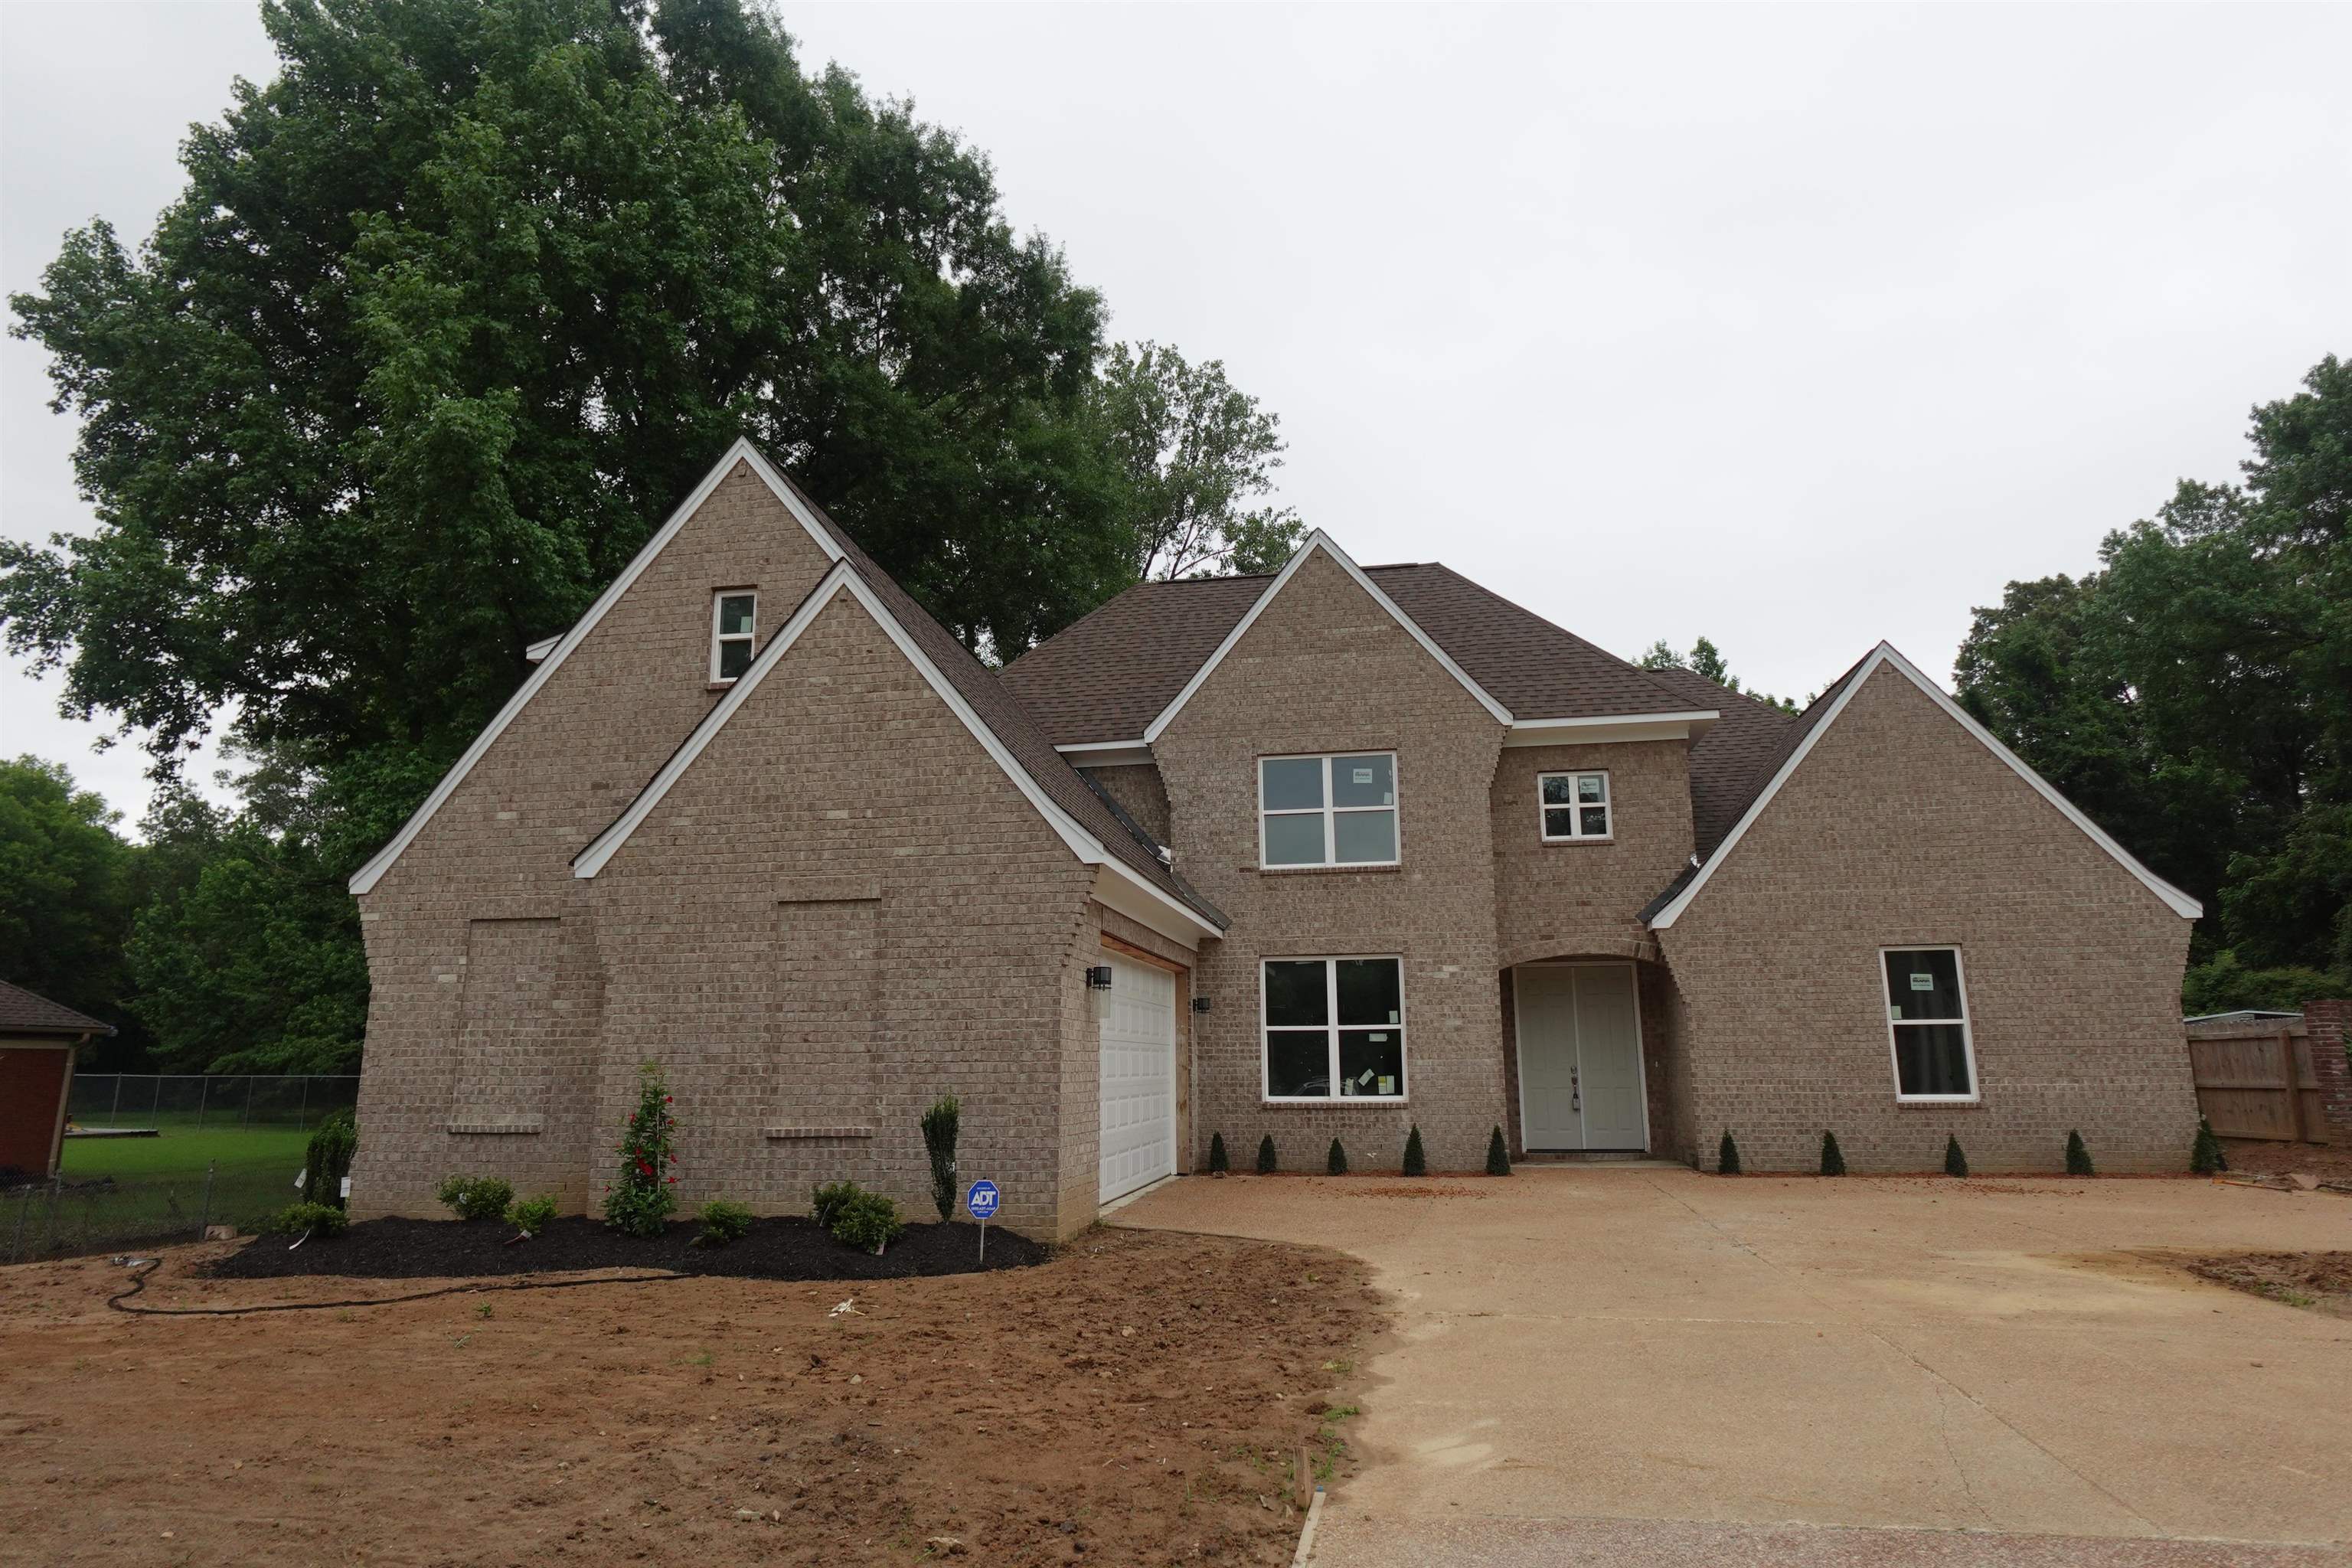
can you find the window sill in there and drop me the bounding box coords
[706,680,739,693]
[1261,1097,1410,1108]
[1250,863,1403,876]
[1538,836,1615,848]
[448,1117,544,1135]
[1893,1096,1981,1108]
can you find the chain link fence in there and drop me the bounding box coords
[66,1073,359,1132]
[2,1161,306,1263]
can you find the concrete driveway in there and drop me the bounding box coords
[1109,1168,2352,1566]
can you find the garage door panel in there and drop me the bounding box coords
[1099,956,1177,1203]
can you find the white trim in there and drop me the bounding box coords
[1511,960,1650,1153]
[1057,740,1155,768]
[1141,533,1512,743]
[522,635,560,665]
[1502,710,1718,748]
[1258,752,1400,870]
[1645,642,2203,929]
[1259,955,1409,1104]
[348,439,844,896]
[570,562,1223,946]
[1537,769,1612,844]
[1880,945,1980,1103]
[708,588,757,683]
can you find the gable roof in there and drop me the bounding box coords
[1000,547,1702,746]
[348,439,843,897]
[0,978,113,1037]
[1642,642,2203,929]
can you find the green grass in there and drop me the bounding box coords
[7,1126,315,1259]
[61,1125,310,1183]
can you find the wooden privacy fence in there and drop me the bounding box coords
[2184,1014,2340,1145]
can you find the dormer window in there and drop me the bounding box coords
[710,591,756,682]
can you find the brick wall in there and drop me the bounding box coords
[1658,664,2198,1173]
[1153,547,1508,1174]
[1491,740,1692,969]
[1084,765,1172,847]
[2307,1000,2352,1142]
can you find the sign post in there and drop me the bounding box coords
[965,1178,1000,1263]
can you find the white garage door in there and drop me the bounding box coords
[1099,955,1177,1203]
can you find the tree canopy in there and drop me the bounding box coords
[1636,637,1800,713]
[1089,341,1303,580]
[1957,354,2351,1008]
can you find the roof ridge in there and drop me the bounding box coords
[1393,561,1694,713]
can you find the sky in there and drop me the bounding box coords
[3,2,2348,830]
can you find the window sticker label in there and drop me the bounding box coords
[1910,973,1934,991]
[1890,1004,1903,1020]
[1369,1032,1388,1042]
[1377,1076,1396,1095]
[1388,1011,1400,1024]
[1352,766,1374,785]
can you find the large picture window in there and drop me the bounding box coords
[1881,947,1975,1100]
[1262,957,1406,1100]
[1259,753,1397,867]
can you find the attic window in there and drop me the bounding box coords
[710,591,756,682]
[1539,771,1610,841]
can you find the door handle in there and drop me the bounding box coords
[1570,1067,1579,1113]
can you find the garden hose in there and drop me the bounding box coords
[104,1253,688,1318]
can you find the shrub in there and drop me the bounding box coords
[2190,1116,2228,1174]
[812,1180,863,1230]
[1485,1125,1510,1176]
[603,1060,678,1237]
[1943,1135,1968,1178]
[271,1200,348,1239]
[1326,1138,1348,1176]
[920,1093,959,1223]
[1207,1132,1230,1175]
[830,1190,904,1254]
[2065,1129,2094,1177]
[1256,1134,1278,1174]
[507,1194,559,1236]
[303,1109,358,1210]
[696,1198,755,1247]
[1402,1124,1426,1177]
[438,1175,514,1222]
[1717,1131,1741,1175]
[1820,1131,1845,1177]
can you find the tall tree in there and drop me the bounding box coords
[0,757,142,1057]
[1089,341,1303,579]
[1637,637,1798,713]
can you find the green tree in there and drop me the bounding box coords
[1637,638,1798,713]
[0,756,142,1055]
[1089,341,1303,580]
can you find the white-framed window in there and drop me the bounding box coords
[1881,947,1977,1101]
[1262,956,1406,1101]
[1539,770,1611,841]
[710,590,756,682]
[1259,753,1398,867]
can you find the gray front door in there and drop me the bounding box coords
[1514,964,1648,1151]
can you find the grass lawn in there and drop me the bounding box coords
[59,1125,310,1183]
[11,1126,316,1257]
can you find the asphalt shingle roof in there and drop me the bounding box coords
[0,978,113,1037]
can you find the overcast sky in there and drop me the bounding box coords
[5,2,2348,829]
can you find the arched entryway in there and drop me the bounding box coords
[1500,953,1682,1158]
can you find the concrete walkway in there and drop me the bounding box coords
[1109,1168,2352,1565]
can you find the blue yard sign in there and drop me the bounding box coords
[966,1178,1000,1263]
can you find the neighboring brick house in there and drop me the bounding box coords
[346,441,2204,1238]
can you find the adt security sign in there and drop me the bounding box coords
[966,1179,1001,1262]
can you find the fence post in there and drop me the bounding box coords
[299,1076,312,1129]
[198,1160,216,1241]
[2279,1029,2308,1144]
[197,1075,211,1132]
[8,1184,29,1265]
[43,1175,64,1256]
[110,1074,122,1124]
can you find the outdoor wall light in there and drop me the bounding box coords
[1191,996,1212,1013]
[1084,965,1114,990]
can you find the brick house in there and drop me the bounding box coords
[345,443,2203,1237]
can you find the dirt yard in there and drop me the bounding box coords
[2185,1250,2352,1318]
[0,1227,1380,1566]
[2221,1137,2352,1182]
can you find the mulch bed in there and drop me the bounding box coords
[202,1213,1047,1282]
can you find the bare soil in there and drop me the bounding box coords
[0,1227,1380,1566]
[2220,1137,2352,1182]
[2184,1250,2352,1318]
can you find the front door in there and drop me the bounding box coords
[1514,964,1648,1151]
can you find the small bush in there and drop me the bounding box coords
[1207,1132,1230,1175]
[811,1180,864,1230]
[271,1200,348,1239]
[1402,1124,1426,1177]
[696,1198,754,1247]
[920,1093,959,1223]
[2190,1116,2228,1174]
[507,1194,559,1235]
[1717,1131,1741,1175]
[303,1109,358,1210]
[438,1175,514,1222]
[829,1190,904,1254]
[1256,1134,1278,1174]
[1326,1138,1348,1176]
[1485,1125,1510,1176]
[603,1060,678,1238]
[1943,1134,1968,1178]
[2065,1129,2094,1177]
[1820,1131,1845,1177]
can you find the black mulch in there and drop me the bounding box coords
[200,1214,1047,1282]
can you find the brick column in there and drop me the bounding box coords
[2306,1000,2352,1143]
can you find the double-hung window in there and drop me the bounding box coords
[1263,957,1406,1100]
[1539,771,1610,841]
[710,591,756,682]
[1882,947,1975,1100]
[1260,753,1397,867]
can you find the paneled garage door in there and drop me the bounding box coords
[1098,955,1177,1203]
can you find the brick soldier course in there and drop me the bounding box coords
[347,440,2209,1241]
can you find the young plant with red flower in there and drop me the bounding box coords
[603,1060,678,1236]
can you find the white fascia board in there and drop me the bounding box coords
[1647,643,2203,929]
[523,635,560,665]
[1139,532,1513,743]
[571,564,1225,944]
[1502,710,1721,748]
[347,439,843,897]
[1090,864,1210,950]
[1056,740,1155,768]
